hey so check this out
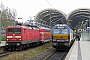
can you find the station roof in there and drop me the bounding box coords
[68,8,90,29]
[34,8,67,27]
[34,8,90,29]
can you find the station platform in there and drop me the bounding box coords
[65,38,90,60]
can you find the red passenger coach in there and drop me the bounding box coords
[39,27,51,43]
[6,25,40,50]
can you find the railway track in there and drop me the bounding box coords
[0,46,12,57]
[27,48,56,60]
[43,50,68,60]
[27,48,69,60]
[0,41,74,60]
[0,51,11,57]
[43,40,74,60]
[0,51,16,58]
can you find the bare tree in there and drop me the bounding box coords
[0,3,17,29]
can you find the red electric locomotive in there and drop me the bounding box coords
[6,25,40,50]
[5,20,51,51]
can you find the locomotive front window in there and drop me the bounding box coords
[53,29,60,33]
[8,28,21,34]
[62,29,68,34]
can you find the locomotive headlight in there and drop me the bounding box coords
[17,43,20,46]
[65,40,68,41]
[6,43,8,45]
[19,39,21,40]
[53,39,56,41]
[7,39,8,41]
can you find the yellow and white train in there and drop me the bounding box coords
[51,24,75,49]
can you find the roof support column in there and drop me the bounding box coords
[49,11,52,29]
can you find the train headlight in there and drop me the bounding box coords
[19,39,21,41]
[6,43,8,45]
[65,40,68,41]
[17,43,20,46]
[7,39,8,41]
[53,39,56,42]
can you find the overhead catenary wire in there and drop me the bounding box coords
[45,0,67,26]
[46,0,56,9]
[55,0,61,10]
[46,0,61,10]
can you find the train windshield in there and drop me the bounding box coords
[8,28,21,34]
[53,29,60,33]
[53,29,68,34]
[62,29,68,34]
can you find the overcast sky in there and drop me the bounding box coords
[1,0,90,21]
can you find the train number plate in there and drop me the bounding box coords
[57,40,64,42]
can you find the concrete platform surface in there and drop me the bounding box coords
[65,39,90,60]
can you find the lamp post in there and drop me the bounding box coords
[81,21,84,32]
[0,10,1,41]
[85,20,89,29]
[81,21,84,40]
